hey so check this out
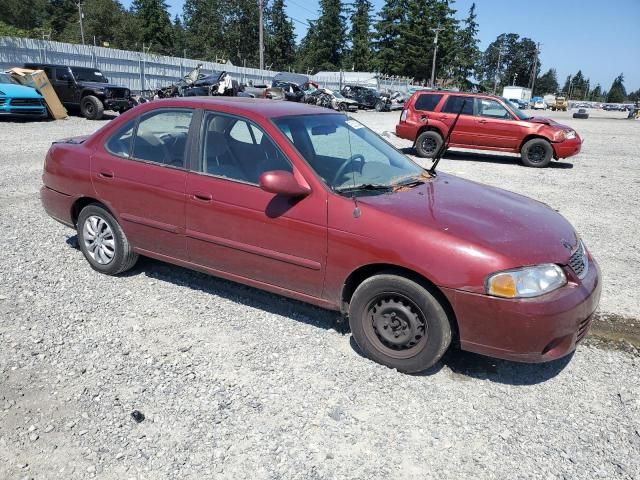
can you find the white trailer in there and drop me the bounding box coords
[502,86,532,102]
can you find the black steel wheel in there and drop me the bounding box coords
[521,138,553,167]
[80,95,104,120]
[415,130,443,158]
[349,273,452,372]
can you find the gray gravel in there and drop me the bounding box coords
[1,110,639,480]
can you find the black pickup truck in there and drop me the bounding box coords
[24,63,134,120]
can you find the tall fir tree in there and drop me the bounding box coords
[607,73,627,103]
[182,0,227,61]
[310,0,347,70]
[349,0,373,71]
[373,0,408,74]
[452,2,479,84]
[131,0,175,55]
[534,68,558,95]
[266,0,296,70]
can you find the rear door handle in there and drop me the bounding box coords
[98,170,114,179]
[192,192,212,202]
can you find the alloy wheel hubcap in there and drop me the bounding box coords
[529,145,545,163]
[83,215,115,265]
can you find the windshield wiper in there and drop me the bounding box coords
[334,183,393,194]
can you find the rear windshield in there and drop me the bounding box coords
[414,93,443,111]
[442,95,474,115]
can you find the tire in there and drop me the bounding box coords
[521,138,553,168]
[374,101,384,112]
[415,130,443,158]
[338,102,347,111]
[349,273,452,373]
[80,95,104,120]
[77,204,138,275]
[573,113,589,119]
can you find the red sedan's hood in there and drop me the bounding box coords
[52,135,90,145]
[358,173,578,267]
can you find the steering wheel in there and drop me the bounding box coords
[333,154,365,186]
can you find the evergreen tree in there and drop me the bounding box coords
[314,0,347,70]
[131,0,175,55]
[606,73,627,103]
[349,0,373,71]
[182,0,226,61]
[266,0,296,70]
[3,0,48,31]
[562,70,588,99]
[478,33,539,91]
[589,84,602,102]
[225,0,260,65]
[47,0,79,41]
[173,15,187,57]
[628,88,640,102]
[295,21,318,72]
[534,68,558,95]
[373,0,408,74]
[453,2,479,84]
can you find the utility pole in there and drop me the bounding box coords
[529,42,541,93]
[512,73,518,86]
[492,41,504,94]
[430,27,444,88]
[258,0,264,71]
[77,2,85,45]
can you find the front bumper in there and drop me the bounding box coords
[552,135,582,159]
[104,98,133,111]
[443,258,601,363]
[0,103,47,118]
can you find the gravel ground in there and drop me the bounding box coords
[1,109,639,480]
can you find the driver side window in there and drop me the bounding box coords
[477,99,512,119]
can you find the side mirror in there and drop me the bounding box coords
[259,170,310,197]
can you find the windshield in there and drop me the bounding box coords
[273,114,424,194]
[331,90,345,99]
[71,68,108,83]
[501,96,530,120]
[0,73,19,85]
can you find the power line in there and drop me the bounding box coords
[287,0,317,15]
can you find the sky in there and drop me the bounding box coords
[123,0,640,91]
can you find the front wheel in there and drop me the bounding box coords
[77,204,138,275]
[521,138,553,167]
[80,95,104,120]
[349,274,452,373]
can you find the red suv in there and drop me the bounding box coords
[396,91,582,167]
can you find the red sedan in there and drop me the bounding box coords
[41,98,600,372]
[396,91,582,167]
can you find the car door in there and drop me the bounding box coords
[473,97,524,149]
[52,67,78,105]
[92,108,195,259]
[185,111,328,297]
[434,95,477,146]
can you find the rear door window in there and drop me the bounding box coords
[441,95,474,115]
[415,94,443,111]
[131,109,193,168]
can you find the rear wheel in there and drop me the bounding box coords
[374,101,384,112]
[80,95,104,120]
[77,204,138,275]
[521,138,553,167]
[349,274,452,373]
[415,130,443,158]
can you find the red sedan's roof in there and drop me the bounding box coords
[146,97,335,119]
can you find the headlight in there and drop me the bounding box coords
[565,130,576,139]
[486,264,567,298]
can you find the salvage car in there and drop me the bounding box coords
[156,65,238,99]
[23,63,133,120]
[304,87,358,111]
[341,85,391,111]
[40,97,600,373]
[397,91,582,167]
[0,72,48,119]
[272,72,309,102]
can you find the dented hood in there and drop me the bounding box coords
[527,116,571,129]
[358,173,578,267]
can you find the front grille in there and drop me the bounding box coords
[105,88,128,99]
[568,241,588,279]
[0,98,6,105]
[576,314,593,343]
[9,107,44,114]
[10,98,43,106]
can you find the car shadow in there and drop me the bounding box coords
[66,233,573,384]
[399,147,574,169]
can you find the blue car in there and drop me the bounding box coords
[0,72,48,119]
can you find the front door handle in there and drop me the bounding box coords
[98,170,114,179]
[192,192,212,202]
[477,119,488,124]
